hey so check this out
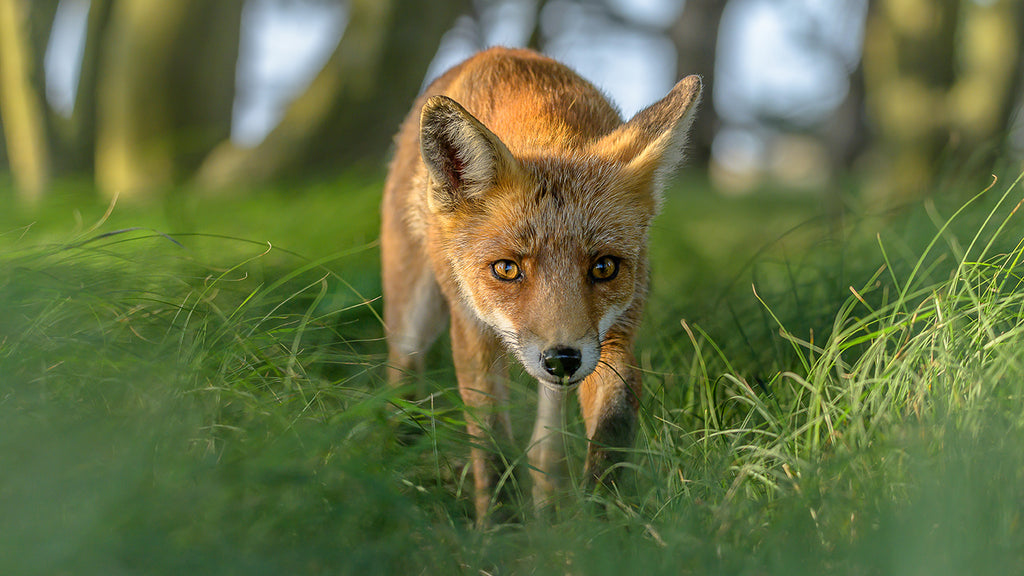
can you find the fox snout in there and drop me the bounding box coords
[513,332,601,386]
[541,346,583,381]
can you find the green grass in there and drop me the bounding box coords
[1,170,1023,574]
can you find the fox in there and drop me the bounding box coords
[381,46,701,523]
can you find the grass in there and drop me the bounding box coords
[1,169,1023,574]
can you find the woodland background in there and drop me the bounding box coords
[1,0,1022,205]
[3,2,1024,574]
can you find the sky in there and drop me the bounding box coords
[43,0,868,157]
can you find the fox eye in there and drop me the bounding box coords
[491,259,522,281]
[590,256,619,282]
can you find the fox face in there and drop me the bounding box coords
[420,84,699,385]
[430,157,654,385]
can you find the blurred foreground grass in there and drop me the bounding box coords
[1,170,1023,574]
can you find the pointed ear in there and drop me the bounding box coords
[594,75,702,195]
[420,95,519,213]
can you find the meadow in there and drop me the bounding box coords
[1,169,1022,575]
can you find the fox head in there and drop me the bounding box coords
[419,76,702,385]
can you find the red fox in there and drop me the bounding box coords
[381,47,701,523]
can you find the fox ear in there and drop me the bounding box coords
[420,95,518,213]
[595,75,702,200]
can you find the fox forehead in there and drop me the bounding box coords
[446,162,653,260]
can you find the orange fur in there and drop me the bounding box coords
[381,47,701,524]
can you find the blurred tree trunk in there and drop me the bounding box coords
[669,0,726,167]
[0,113,6,168]
[196,0,469,189]
[25,0,59,59]
[527,0,549,50]
[947,0,1023,155]
[826,60,869,172]
[29,0,60,148]
[95,0,242,198]
[0,0,56,200]
[65,0,114,173]
[863,0,1023,205]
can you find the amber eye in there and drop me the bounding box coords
[491,260,521,281]
[590,256,619,282]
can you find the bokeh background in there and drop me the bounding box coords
[3,3,1024,573]
[2,0,1022,205]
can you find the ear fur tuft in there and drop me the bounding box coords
[420,96,517,213]
[593,75,703,202]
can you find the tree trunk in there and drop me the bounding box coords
[65,0,114,174]
[169,1,244,173]
[0,0,54,200]
[669,0,726,167]
[196,0,470,189]
[862,0,1022,204]
[0,112,6,168]
[95,0,242,198]
[947,0,1023,152]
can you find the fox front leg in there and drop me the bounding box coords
[527,384,569,512]
[448,309,516,525]
[576,337,640,489]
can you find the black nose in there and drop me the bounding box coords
[542,346,582,380]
